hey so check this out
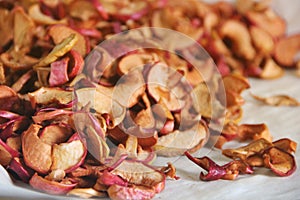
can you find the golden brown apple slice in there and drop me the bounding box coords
[274,34,300,67]
[111,160,165,193]
[0,141,13,166]
[222,74,250,94]
[49,24,87,57]
[28,4,67,25]
[154,122,209,157]
[28,87,73,107]
[40,124,73,145]
[246,9,286,39]
[259,57,284,79]
[22,124,52,174]
[219,20,256,60]
[29,173,77,195]
[51,137,86,172]
[250,26,274,55]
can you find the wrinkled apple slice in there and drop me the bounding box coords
[222,74,250,94]
[246,9,286,39]
[274,34,300,67]
[263,147,296,177]
[28,4,67,25]
[154,122,208,157]
[113,68,146,108]
[29,173,77,195]
[40,124,73,145]
[147,62,185,111]
[49,57,70,86]
[22,124,52,174]
[34,33,78,69]
[117,52,158,75]
[111,160,165,193]
[185,152,253,181]
[28,87,73,107]
[273,138,297,154]
[51,138,86,172]
[251,93,300,107]
[238,123,272,142]
[222,138,273,160]
[108,184,156,200]
[76,87,125,127]
[13,6,35,53]
[49,25,88,57]
[220,20,255,60]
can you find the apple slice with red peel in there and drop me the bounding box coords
[29,173,77,195]
[274,34,300,67]
[263,147,296,177]
[0,85,17,98]
[0,141,13,166]
[0,138,20,158]
[154,122,208,157]
[22,124,52,174]
[8,157,33,183]
[40,124,73,145]
[273,138,297,154]
[147,62,185,111]
[111,160,165,193]
[108,184,156,200]
[67,50,84,79]
[51,138,86,173]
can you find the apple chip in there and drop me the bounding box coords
[251,93,300,107]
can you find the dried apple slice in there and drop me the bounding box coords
[111,160,165,193]
[238,123,272,142]
[39,124,73,145]
[76,87,125,127]
[49,57,70,86]
[154,122,208,157]
[28,4,67,25]
[29,173,77,195]
[273,138,297,154]
[246,9,286,39]
[28,87,73,107]
[107,184,156,200]
[219,20,255,60]
[274,34,300,67]
[51,138,86,172]
[251,93,300,107]
[249,26,274,55]
[22,124,52,174]
[34,33,78,69]
[49,24,87,57]
[0,8,13,48]
[222,74,250,94]
[0,140,13,166]
[263,147,296,177]
[222,138,273,160]
[68,188,106,198]
[259,58,284,79]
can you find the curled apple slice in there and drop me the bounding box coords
[22,124,52,174]
[111,160,165,193]
[154,122,208,157]
[29,173,77,195]
[28,87,73,107]
[40,124,73,145]
[238,123,272,142]
[49,24,88,57]
[273,138,297,154]
[222,138,273,160]
[8,157,33,183]
[51,138,86,173]
[263,147,296,177]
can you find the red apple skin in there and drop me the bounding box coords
[0,138,20,157]
[8,157,33,183]
[29,173,77,195]
[67,50,84,79]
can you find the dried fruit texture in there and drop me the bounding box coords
[252,93,300,107]
[222,138,297,177]
[0,1,299,199]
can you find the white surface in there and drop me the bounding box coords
[1,1,300,199]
